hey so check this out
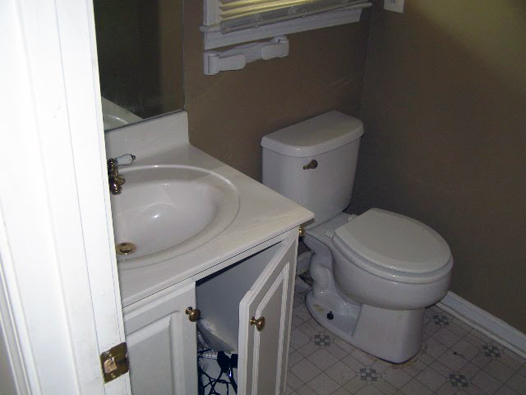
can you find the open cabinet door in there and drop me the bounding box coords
[237,230,298,395]
[1,0,129,393]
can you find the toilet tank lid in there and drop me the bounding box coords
[261,111,364,157]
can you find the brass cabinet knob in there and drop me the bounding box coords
[302,159,318,170]
[250,316,266,332]
[185,307,201,322]
[299,226,305,238]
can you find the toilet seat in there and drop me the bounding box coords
[333,209,452,283]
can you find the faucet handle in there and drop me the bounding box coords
[114,154,136,166]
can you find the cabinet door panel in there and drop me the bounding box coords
[124,280,197,395]
[238,230,297,395]
[127,318,174,394]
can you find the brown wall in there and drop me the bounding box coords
[351,1,526,331]
[184,1,371,180]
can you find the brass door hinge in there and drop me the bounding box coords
[100,342,129,383]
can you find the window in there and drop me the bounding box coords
[202,0,372,50]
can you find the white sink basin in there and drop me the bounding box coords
[110,165,240,269]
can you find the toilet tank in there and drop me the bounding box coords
[261,111,364,226]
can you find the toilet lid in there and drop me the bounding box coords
[334,209,451,274]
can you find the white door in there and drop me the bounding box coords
[1,0,129,393]
[237,231,298,395]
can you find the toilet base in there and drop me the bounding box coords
[306,291,424,363]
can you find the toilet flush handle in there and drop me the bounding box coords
[303,159,318,170]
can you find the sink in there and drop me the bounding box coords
[110,165,240,269]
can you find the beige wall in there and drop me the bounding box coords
[183,1,526,333]
[184,1,371,180]
[352,1,526,331]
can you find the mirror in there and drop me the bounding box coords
[93,0,184,130]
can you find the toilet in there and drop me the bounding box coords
[261,111,453,363]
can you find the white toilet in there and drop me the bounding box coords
[261,111,453,363]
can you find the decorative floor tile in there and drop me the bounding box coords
[287,276,526,395]
[434,314,450,326]
[359,367,379,382]
[448,373,470,388]
[314,333,331,346]
[483,344,502,358]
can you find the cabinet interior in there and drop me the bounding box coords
[196,241,282,351]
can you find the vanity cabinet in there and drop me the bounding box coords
[123,229,298,395]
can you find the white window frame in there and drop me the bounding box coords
[202,2,368,50]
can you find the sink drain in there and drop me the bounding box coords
[116,242,136,255]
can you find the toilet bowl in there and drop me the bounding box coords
[305,210,452,362]
[261,111,453,363]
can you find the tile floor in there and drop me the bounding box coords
[287,278,526,395]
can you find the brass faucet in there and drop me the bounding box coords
[107,154,135,195]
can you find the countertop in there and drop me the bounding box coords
[106,112,313,307]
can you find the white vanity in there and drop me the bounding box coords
[105,112,313,394]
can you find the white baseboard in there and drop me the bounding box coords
[438,291,526,359]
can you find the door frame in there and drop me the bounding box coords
[0,0,128,393]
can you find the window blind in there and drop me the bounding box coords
[217,0,372,33]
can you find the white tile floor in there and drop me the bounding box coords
[287,278,526,395]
